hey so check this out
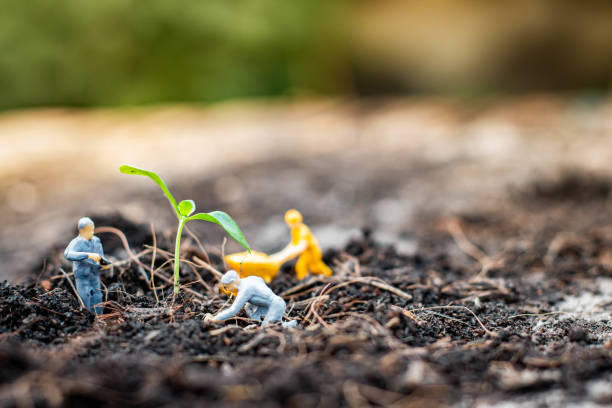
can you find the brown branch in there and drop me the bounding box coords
[326,276,413,301]
[95,226,151,273]
[192,256,224,279]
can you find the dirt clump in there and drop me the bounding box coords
[0,282,93,344]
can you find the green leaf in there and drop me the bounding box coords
[178,199,196,217]
[119,165,179,217]
[187,211,250,252]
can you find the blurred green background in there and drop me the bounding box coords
[1,0,612,110]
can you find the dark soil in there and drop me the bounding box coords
[1,174,611,407]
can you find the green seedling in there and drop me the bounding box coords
[119,165,250,294]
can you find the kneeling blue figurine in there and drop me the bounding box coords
[64,217,109,314]
[205,270,297,328]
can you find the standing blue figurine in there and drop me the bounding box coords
[64,217,107,314]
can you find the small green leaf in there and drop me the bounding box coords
[119,165,179,217]
[178,200,196,217]
[187,211,250,252]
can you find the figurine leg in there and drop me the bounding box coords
[245,303,256,318]
[262,297,286,326]
[91,275,103,315]
[295,255,310,280]
[282,320,297,328]
[245,303,266,321]
[75,278,93,311]
[312,261,332,277]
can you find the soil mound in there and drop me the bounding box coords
[0,282,93,344]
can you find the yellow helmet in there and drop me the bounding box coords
[285,209,303,225]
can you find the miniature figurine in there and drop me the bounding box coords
[204,270,297,328]
[225,209,332,282]
[64,217,109,314]
[281,209,333,279]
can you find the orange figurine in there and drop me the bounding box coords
[279,209,332,280]
[225,209,332,282]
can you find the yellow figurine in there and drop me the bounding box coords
[282,209,332,279]
[225,209,332,282]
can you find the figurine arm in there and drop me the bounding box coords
[93,237,111,269]
[64,239,90,262]
[214,288,251,321]
[64,239,102,268]
[270,240,308,264]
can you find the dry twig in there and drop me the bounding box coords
[59,267,85,309]
[405,305,497,337]
[445,217,504,277]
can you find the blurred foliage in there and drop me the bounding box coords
[1,0,611,110]
[0,0,348,109]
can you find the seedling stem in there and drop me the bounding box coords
[174,217,186,293]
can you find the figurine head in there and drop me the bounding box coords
[78,217,95,240]
[284,209,303,227]
[221,269,240,295]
